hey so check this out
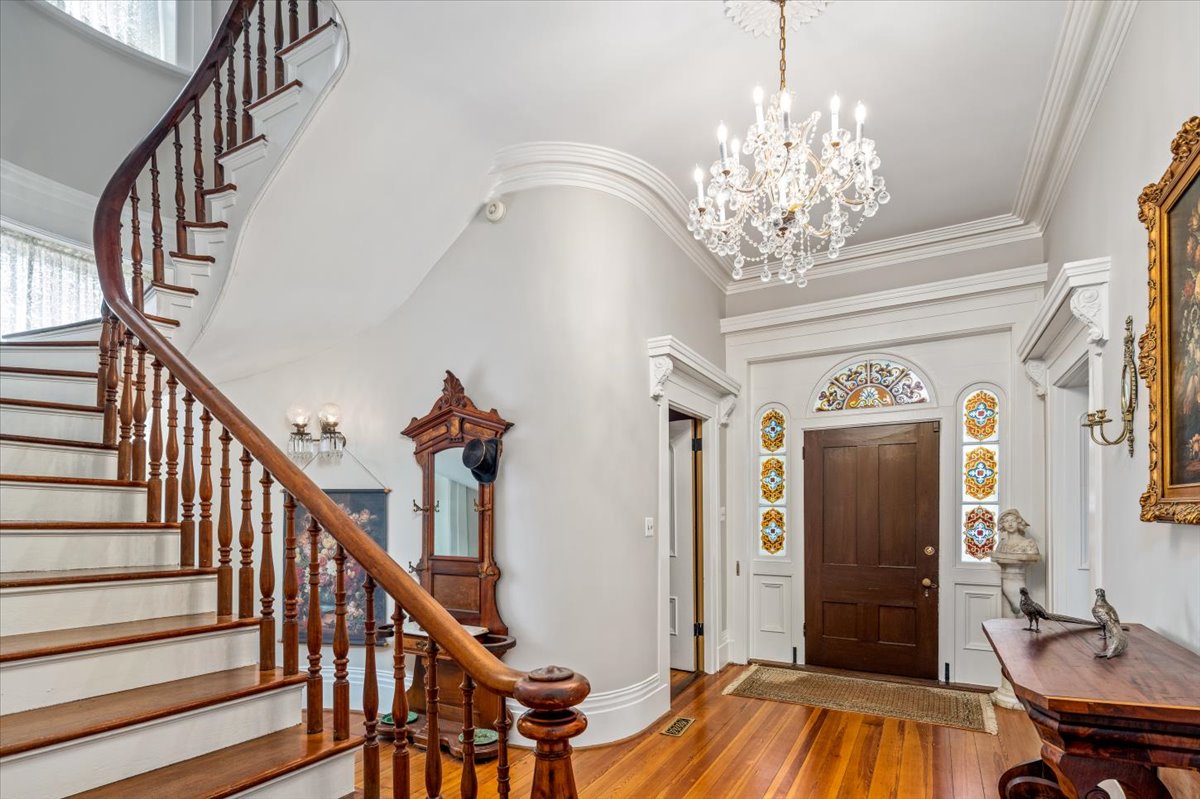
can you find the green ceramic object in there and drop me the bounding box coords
[380,711,419,725]
[458,728,500,746]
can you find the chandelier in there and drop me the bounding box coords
[688,0,889,286]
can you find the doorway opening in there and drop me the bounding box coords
[1049,359,1092,618]
[668,410,704,699]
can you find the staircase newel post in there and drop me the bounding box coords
[305,514,323,733]
[259,468,275,670]
[513,667,591,799]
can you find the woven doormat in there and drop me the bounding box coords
[723,665,997,735]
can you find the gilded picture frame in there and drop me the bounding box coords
[1138,116,1200,524]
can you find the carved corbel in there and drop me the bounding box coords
[1069,286,1108,346]
[1024,359,1047,399]
[649,356,674,402]
[718,395,738,426]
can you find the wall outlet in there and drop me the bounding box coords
[644,517,655,538]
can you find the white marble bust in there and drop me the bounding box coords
[993,508,1040,560]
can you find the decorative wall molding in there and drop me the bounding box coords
[0,159,97,249]
[646,335,741,401]
[1017,256,1111,362]
[1069,286,1107,344]
[722,263,1048,335]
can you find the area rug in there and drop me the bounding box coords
[723,664,997,734]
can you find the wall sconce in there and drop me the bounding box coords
[286,404,316,462]
[317,402,347,461]
[1082,316,1137,456]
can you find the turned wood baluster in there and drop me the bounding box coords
[256,1,268,99]
[308,0,318,32]
[288,0,299,43]
[259,469,275,670]
[97,308,111,407]
[198,408,214,568]
[242,12,253,140]
[273,0,284,88]
[213,71,225,185]
[333,544,350,741]
[424,637,442,798]
[129,184,144,312]
[181,392,196,567]
[192,98,206,223]
[226,41,239,150]
[165,375,179,524]
[217,428,234,617]
[238,448,255,619]
[150,151,165,283]
[392,603,410,799]
[117,332,134,480]
[460,673,477,799]
[132,344,148,482]
[495,704,511,799]
[306,515,323,733]
[362,574,380,799]
[146,358,164,522]
[103,316,120,446]
[282,491,299,675]
[173,122,186,253]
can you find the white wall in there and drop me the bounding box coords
[1042,0,1200,649]
[215,185,725,744]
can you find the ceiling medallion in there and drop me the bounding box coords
[723,0,833,37]
[690,0,889,287]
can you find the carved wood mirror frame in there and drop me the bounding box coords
[402,371,512,634]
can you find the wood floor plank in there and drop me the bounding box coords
[835,714,884,798]
[864,717,905,799]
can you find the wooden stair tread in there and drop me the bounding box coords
[0,340,99,348]
[150,280,199,295]
[0,565,216,589]
[0,520,179,530]
[277,19,337,58]
[0,666,305,757]
[168,251,216,264]
[0,433,116,451]
[0,397,103,413]
[0,365,95,379]
[200,183,237,198]
[0,473,145,488]
[182,220,228,230]
[145,313,181,327]
[0,613,259,663]
[216,134,267,163]
[67,712,361,799]
[247,79,303,112]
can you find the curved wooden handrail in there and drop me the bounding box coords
[91,0,587,715]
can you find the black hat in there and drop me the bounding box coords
[463,437,501,484]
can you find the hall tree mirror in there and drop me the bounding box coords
[393,371,514,761]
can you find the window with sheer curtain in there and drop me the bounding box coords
[45,0,177,65]
[0,227,105,336]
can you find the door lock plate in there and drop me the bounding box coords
[924,546,936,556]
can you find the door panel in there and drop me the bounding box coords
[751,575,792,662]
[668,420,695,671]
[804,422,939,679]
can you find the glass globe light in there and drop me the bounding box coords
[286,404,310,427]
[318,403,341,427]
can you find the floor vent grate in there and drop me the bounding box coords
[660,717,695,737]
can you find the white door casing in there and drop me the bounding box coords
[668,419,696,671]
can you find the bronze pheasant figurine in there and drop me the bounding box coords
[1018,588,1101,633]
[1092,588,1128,659]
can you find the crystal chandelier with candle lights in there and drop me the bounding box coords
[688,0,889,286]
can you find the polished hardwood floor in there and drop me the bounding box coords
[354,664,1200,798]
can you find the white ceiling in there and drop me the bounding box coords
[197,0,1074,375]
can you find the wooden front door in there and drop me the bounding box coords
[803,422,939,679]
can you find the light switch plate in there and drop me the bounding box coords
[644,517,655,537]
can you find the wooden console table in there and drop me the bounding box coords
[983,618,1200,798]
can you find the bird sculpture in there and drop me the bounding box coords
[1091,588,1128,659]
[1018,587,1101,633]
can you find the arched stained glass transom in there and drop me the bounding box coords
[814,358,931,412]
[757,406,789,557]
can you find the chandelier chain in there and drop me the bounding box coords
[778,0,787,90]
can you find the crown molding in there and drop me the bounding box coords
[722,262,1048,335]
[1016,256,1111,361]
[1012,0,1138,230]
[487,142,730,289]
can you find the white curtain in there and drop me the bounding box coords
[0,227,104,335]
[45,0,174,63]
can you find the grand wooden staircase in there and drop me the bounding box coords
[0,2,589,797]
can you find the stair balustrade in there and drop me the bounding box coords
[91,3,589,796]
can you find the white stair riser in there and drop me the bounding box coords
[0,440,115,478]
[232,749,357,799]
[144,286,196,318]
[0,686,304,799]
[0,575,216,636]
[0,405,103,441]
[0,372,96,406]
[0,481,146,522]
[0,346,99,372]
[0,528,179,571]
[0,626,259,714]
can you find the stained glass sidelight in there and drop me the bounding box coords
[757,407,788,556]
[960,388,1000,560]
[814,359,931,412]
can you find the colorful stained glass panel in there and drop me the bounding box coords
[815,359,930,412]
[963,390,999,441]
[760,507,786,555]
[760,457,785,504]
[962,445,999,501]
[961,505,998,560]
[760,409,785,453]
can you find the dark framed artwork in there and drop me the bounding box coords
[1138,116,1200,523]
[295,489,390,643]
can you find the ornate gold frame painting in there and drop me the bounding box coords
[1138,116,1200,524]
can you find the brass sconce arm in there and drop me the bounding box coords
[1081,316,1137,457]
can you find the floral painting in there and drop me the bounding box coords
[1169,175,1200,485]
[295,489,389,645]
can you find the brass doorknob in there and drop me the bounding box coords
[924,546,936,556]
[921,578,938,589]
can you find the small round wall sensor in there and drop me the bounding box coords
[485,200,506,223]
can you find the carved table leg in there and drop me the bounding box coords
[999,759,1066,799]
[1044,745,1173,799]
